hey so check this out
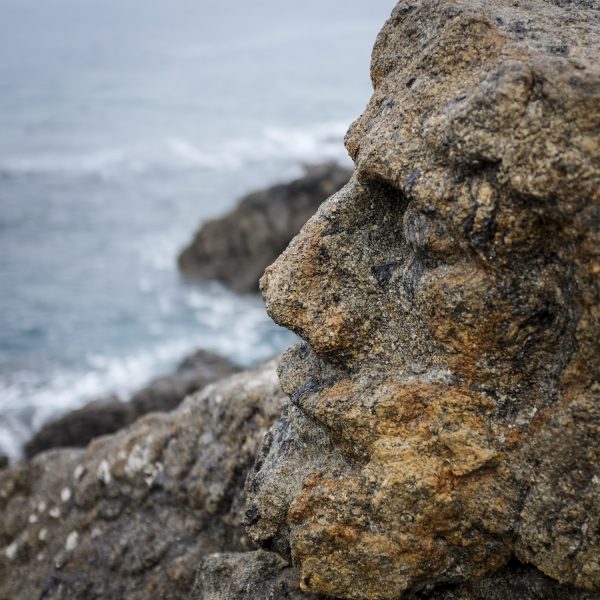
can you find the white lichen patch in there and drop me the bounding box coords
[582,521,589,535]
[28,513,39,524]
[73,464,86,480]
[125,442,152,476]
[143,461,164,487]
[37,500,47,513]
[65,531,79,552]
[97,459,112,485]
[60,487,72,503]
[5,541,18,560]
[49,507,61,519]
[38,528,48,542]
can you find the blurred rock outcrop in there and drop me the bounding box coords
[178,163,352,293]
[246,0,600,598]
[24,349,239,458]
[0,362,281,599]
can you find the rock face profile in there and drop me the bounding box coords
[0,363,283,599]
[246,1,600,599]
[24,349,239,459]
[178,163,352,293]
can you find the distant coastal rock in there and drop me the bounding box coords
[178,163,352,293]
[24,350,239,459]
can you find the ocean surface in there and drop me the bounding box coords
[0,0,396,459]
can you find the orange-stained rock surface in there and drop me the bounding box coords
[246,1,600,598]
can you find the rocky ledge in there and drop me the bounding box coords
[24,349,239,459]
[178,163,352,293]
[0,363,292,599]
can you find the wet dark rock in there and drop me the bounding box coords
[178,163,352,293]
[24,349,239,458]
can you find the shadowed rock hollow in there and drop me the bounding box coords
[246,0,600,598]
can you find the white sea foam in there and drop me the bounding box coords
[0,342,209,461]
[0,283,294,462]
[0,121,351,180]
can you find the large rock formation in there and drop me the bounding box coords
[0,363,283,599]
[178,163,352,293]
[246,1,600,599]
[24,349,239,458]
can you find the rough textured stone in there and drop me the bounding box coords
[24,349,239,458]
[247,1,600,599]
[404,561,599,600]
[0,362,282,599]
[191,550,324,600]
[178,163,352,293]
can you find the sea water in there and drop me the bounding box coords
[0,0,396,458]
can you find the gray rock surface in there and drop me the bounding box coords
[191,550,324,600]
[246,1,600,599]
[178,163,352,293]
[24,349,239,458]
[0,362,282,599]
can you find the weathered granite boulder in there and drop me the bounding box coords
[178,163,352,293]
[24,349,239,458]
[246,1,600,599]
[0,362,282,599]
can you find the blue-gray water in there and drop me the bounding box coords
[0,0,396,458]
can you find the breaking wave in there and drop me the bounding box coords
[0,283,295,462]
[0,122,351,180]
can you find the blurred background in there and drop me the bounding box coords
[0,0,396,459]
